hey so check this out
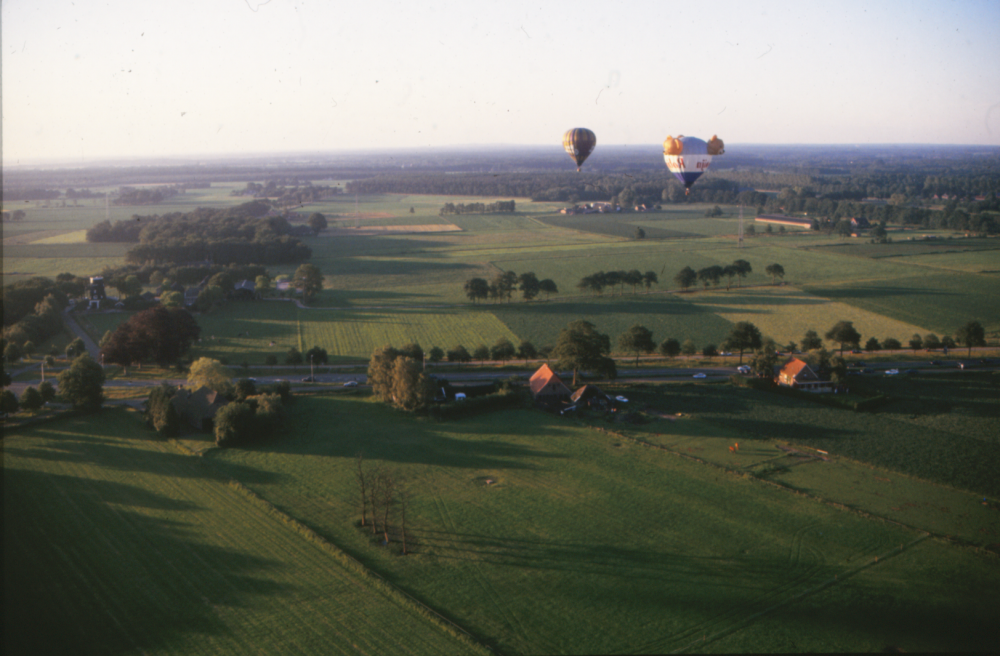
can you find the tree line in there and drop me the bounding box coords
[439,200,516,215]
[576,270,659,296]
[464,271,558,303]
[112,186,182,205]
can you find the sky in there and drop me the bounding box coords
[3,0,1000,164]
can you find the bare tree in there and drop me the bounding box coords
[377,471,396,545]
[355,452,369,528]
[398,481,410,555]
[368,466,383,536]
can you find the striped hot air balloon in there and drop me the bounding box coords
[663,135,724,194]
[563,128,597,171]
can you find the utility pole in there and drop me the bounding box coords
[738,203,744,248]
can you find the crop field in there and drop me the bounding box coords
[202,395,999,654]
[633,376,1000,500]
[3,409,482,655]
[888,249,1000,274]
[185,301,520,361]
[674,285,929,346]
[491,294,735,350]
[802,269,1000,335]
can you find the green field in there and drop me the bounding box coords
[3,409,483,655]
[5,382,999,653]
[7,189,1000,356]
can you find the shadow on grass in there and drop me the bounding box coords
[3,466,293,655]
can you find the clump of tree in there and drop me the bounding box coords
[551,320,616,386]
[618,325,655,366]
[145,383,182,436]
[355,453,412,554]
[956,320,986,357]
[94,201,313,266]
[577,270,656,296]
[214,392,285,448]
[464,270,557,303]
[367,345,436,411]
[57,354,105,412]
[293,264,325,304]
[100,307,201,372]
[112,186,180,206]
[440,200,515,215]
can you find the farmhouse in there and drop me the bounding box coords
[231,279,258,301]
[755,214,814,230]
[569,385,611,410]
[529,364,571,401]
[171,386,228,431]
[776,358,834,393]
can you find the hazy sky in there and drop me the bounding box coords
[4,0,1000,164]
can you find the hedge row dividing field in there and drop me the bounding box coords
[3,409,483,656]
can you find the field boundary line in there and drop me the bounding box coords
[163,450,497,656]
[668,533,931,654]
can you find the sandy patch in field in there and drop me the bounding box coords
[331,212,396,220]
[29,230,90,244]
[3,230,80,245]
[323,224,463,236]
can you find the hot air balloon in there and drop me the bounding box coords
[563,128,596,172]
[663,135,724,194]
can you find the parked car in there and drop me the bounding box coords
[693,373,707,379]
[301,376,315,382]
[615,395,628,403]
[736,365,751,374]
[343,380,358,387]
[885,369,899,375]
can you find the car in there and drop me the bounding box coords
[693,373,707,379]
[343,380,358,387]
[301,376,315,382]
[736,365,751,374]
[720,352,733,356]
[885,369,899,375]
[615,395,628,403]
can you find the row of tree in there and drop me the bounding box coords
[464,271,558,303]
[576,270,659,296]
[113,186,181,205]
[439,200,516,215]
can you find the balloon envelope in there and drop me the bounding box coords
[563,128,596,171]
[663,135,719,190]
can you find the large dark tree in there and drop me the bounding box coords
[956,320,986,357]
[618,324,655,366]
[308,212,328,235]
[801,329,824,351]
[57,354,105,411]
[518,272,541,301]
[464,278,490,303]
[825,321,862,355]
[490,337,516,364]
[101,307,200,368]
[725,321,763,364]
[552,320,616,386]
[765,263,785,284]
[294,263,324,304]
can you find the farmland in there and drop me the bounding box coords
[5,393,996,654]
[8,180,1000,356]
[3,409,484,656]
[5,177,1000,653]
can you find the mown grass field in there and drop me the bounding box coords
[3,409,484,656]
[200,394,999,654]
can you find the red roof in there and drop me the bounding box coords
[529,363,571,398]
